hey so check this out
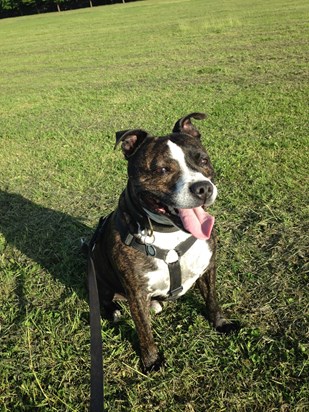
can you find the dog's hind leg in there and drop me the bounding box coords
[95,275,122,322]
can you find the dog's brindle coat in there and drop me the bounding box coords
[91,113,237,371]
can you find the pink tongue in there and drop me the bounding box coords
[178,207,214,240]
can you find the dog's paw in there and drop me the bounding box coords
[150,300,163,315]
[103,302,123,322]
[112,309,123,323]
[215,318,241,334]
[142,352,164,373]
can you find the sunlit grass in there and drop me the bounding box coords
[0,0,308,410]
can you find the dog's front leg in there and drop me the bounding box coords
[197,262,239,333]
[126,289,162,372]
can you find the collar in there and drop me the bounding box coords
[143,208,176,227]
[123,187,179,234]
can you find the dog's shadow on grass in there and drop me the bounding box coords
[1,190,138,405]
[0,190,92,309]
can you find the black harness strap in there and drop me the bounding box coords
[126,234,196,299]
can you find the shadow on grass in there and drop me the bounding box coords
[0,190,92,303]
[0,190,136,407]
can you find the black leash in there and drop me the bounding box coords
[88,252,104,412]
[87,216,112,411]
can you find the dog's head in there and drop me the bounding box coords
[115,113,217,239]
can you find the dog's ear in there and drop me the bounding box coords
[173,112,206,138]
[114,129,149,159]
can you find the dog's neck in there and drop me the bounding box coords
[123,186,177,234]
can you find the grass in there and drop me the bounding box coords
[0,0,308,410]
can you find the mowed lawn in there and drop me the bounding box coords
[0,0,308,410]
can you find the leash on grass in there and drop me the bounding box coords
[86,215,111,411]
[88,252,104,411]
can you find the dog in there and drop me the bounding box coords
[89,112,238,371]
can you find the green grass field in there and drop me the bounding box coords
[0,0,308,410]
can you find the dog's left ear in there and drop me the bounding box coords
[115,129,149,159]
[173,112,206,138]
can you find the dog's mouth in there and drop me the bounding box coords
[140,194,214,240]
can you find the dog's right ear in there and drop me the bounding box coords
[114,129,149,159]
[173,112,206,139]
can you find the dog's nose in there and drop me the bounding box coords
[190,181,213,201]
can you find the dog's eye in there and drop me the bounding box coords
[200,157,208,167]
[156,167,169,175]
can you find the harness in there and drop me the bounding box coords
[115,210,197,299]
[91,187,198,300]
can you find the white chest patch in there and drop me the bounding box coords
[142,229,213,299]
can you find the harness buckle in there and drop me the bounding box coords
[145,244,156,257]
[165,249,179,264]
[124,233,134,246]
[168,286,184,299]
